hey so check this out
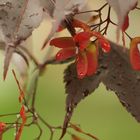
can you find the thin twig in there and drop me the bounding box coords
[102,6,111,35]
[34,123,43,140]
[76,3,108,15]
[0,112,19,117]
[37,114,54,140]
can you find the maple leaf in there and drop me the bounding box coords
[61,58,107,138]
[0,0,47,79]
[106,0,137,31]
[62,41,140,138]
[106,0,137,42]
[102,42,140,123]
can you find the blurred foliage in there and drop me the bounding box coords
[0,63,140,140]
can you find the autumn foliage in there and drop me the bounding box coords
[0,0,140,140]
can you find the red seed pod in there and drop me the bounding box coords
[130,37,140,70]
[76,52,88,79]
[86,44,98,76]
[15,106,26,140]
[56,48,76,61]
[74,32,91,51]
[50,37,75,48]
[98,38,111,53]
[0,122,6,133]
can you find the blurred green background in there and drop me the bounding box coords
[0,0,140,140]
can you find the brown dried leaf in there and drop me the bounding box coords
[61,58,107,138]
[102,42,140,122]
[64,62,106,109]
[62,41,140,138]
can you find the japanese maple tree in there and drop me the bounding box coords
[0,0,140,140]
